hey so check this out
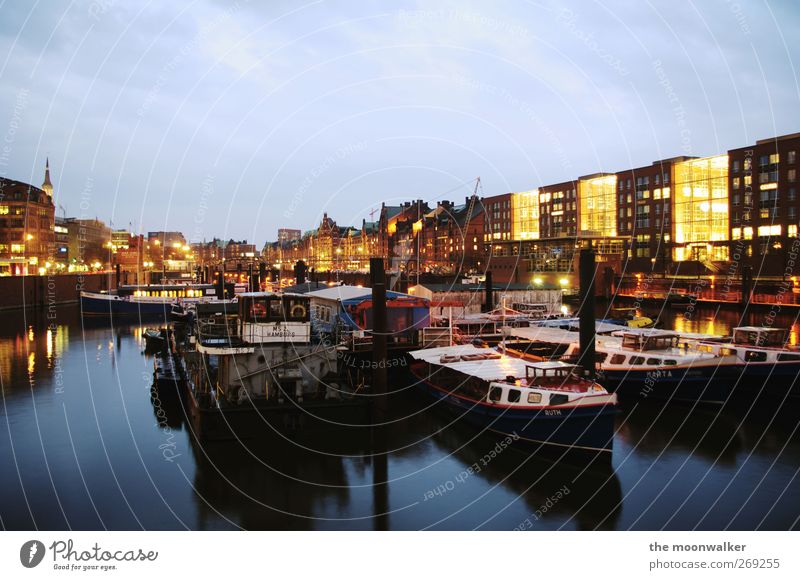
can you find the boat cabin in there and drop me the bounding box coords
[237,292,311,344]
[731,327,787,348]
[620,331,680,351]
[120,283,217,299]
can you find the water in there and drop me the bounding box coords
[1,304,798,530]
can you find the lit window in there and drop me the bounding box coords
[11,244,25,253]
[0,205,8,215]
[732,227,742,240]
[743,227,753,240]
[758,225,781,237]
[788,225,798,237]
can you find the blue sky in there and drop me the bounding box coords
[0,0,798,246]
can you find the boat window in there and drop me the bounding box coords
[646,358,661,365]
[595,352,608,363]
[527,392,542,404]
[720,348,737,356]
[610,354,626,365]
[268,299,283,319]
[285,297,309,321]
[549,394,569,406]
[697,344,713,353]
[777,353,800,361]
[507,389,521,403]
[630,356,645,365]
[663,359,677,365]
[249,299,268,321]
[745,350,767,362]
[488,387,503,403]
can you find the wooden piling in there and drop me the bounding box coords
[578,248,596,379]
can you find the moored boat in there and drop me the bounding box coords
[80,283,219,318]
[408,345,617,453]
[502,327,743,404]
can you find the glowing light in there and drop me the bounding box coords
[559,278,568,287]
[533,277,543,286]
[560,305,569,315]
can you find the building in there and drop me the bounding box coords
[615,158,679,272]
[65,218,112,267]
[277,228,301,243]
[727,133,800,277]
[54,216,69,264]
[0,162,56,275]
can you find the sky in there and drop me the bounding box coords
[0,0,798,247]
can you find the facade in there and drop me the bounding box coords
[65,218,112,266]
[54,216,69,264]
[727,133,800,277]
[616,159,678,272]
[0,167,55,275]
[262,130,800,284]
[277,228,301,243]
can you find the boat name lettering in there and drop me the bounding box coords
[544,409,562,416]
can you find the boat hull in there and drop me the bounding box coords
[600,363,800,403]
[81,292,173,318]
[411,368,616,453]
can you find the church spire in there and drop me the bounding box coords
[42,157,53,197]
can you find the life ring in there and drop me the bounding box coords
[291,304,307,318]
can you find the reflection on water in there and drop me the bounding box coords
[0,304,798,530]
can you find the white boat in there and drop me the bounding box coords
[409,344,617,453]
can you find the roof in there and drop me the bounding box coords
[306,285,372,301]
[409,344,576,382]
[414,282,560,292]
[306,285,423,304]
[281,281,329,294]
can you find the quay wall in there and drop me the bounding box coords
[0,273,111,311]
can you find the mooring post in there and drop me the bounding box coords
[370,257,388,408]
[741,265,752,307]
[294,260,307,285]
[484,270,494,313]
[579,248,597,379]
[369,256,389,529]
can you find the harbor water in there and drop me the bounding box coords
[1,304,798,530]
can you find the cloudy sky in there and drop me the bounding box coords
[0,0,798,246]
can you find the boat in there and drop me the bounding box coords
[670,326,800,399]
[408,344,618,453]
[502,327,743,404]
[182,292,369,440]
[143,328,169,352]
[80,283,220,318]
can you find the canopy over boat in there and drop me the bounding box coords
[409,344,580,382]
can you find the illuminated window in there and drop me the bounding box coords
[672,155,729,245]
[743,227,753,240]
[11,244,24,253]
[758,225,781,237]
[579,175,617,236]
[789,225,798,237]
[511,190,540,240]
[732,227,742,240]
[0,205,8,215]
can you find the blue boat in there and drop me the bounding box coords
[409,345,617,453]
[81,283,218,318]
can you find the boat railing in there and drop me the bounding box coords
[197,316,240,340]
[340,329,418,351]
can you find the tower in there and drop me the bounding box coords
[41,157,53,197]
